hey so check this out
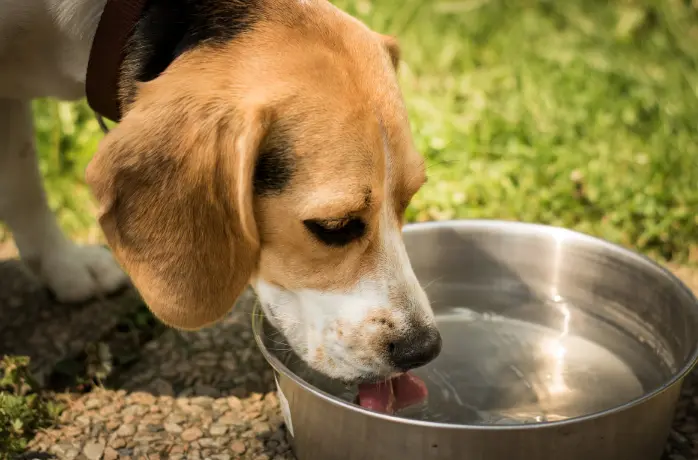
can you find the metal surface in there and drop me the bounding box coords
[253,220,698,460]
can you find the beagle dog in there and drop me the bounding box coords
[0,0,442,383]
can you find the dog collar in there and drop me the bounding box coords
[86,0,148,123]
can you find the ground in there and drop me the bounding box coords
[0,265,291,460]
[2,0,698,459]
[0,261,697,459]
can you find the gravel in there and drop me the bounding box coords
[22,288,293,460]
[3,258,698,459]
[0,259,142,386]
[27,387,292,460]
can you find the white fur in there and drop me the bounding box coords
[0,0,127,301]
[253,126,435,382]
[254,278,393,381]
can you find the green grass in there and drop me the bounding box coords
[0,357,63,459]
[27,0,698,262]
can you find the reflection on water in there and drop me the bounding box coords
[267,287,674,426]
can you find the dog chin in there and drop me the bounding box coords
[253,279,401,383]
[257,303,383,383]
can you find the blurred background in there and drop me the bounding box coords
[2,0,697,264]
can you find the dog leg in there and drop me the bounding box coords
[0,98,128,302]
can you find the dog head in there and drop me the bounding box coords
[86,0,441,383]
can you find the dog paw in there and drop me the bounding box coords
[36,244,129,303]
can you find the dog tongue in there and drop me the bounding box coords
[357,373,428,414]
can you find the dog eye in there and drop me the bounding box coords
[303,218,366,247]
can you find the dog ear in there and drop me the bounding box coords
[379,34,401,71]
[86,84,269,330]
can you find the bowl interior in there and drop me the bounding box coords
[257,220,698,426]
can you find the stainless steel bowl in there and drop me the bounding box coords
[252,220,698,460]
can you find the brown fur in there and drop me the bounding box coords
[86,0,425,330]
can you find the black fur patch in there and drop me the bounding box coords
[119,0,261,107]
[118,0,295,196]
[254,132,295,196]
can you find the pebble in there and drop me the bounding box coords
[130,392,157,405]
[111,438,126,449]
[103,447,119,460]
[100,405,118,416]
[181,427,204,442]
[199,437,218,447]
[209,424,228,436]
[231,441,247,454]
[191,396,215,407]
[167,414,187,424]
[85,398,102,409]
[165,422,183,433]
[228,396,243,410]
[117,424,137,437]
[149,378,175,396]
[218,412,243,426]
[83,441,105,460]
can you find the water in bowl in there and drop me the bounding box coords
[268,282,675,426]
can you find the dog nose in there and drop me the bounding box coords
[388,327,442,371]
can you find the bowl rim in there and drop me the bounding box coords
[252,219,698,431]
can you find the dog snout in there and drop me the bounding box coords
[387,326,442,371]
